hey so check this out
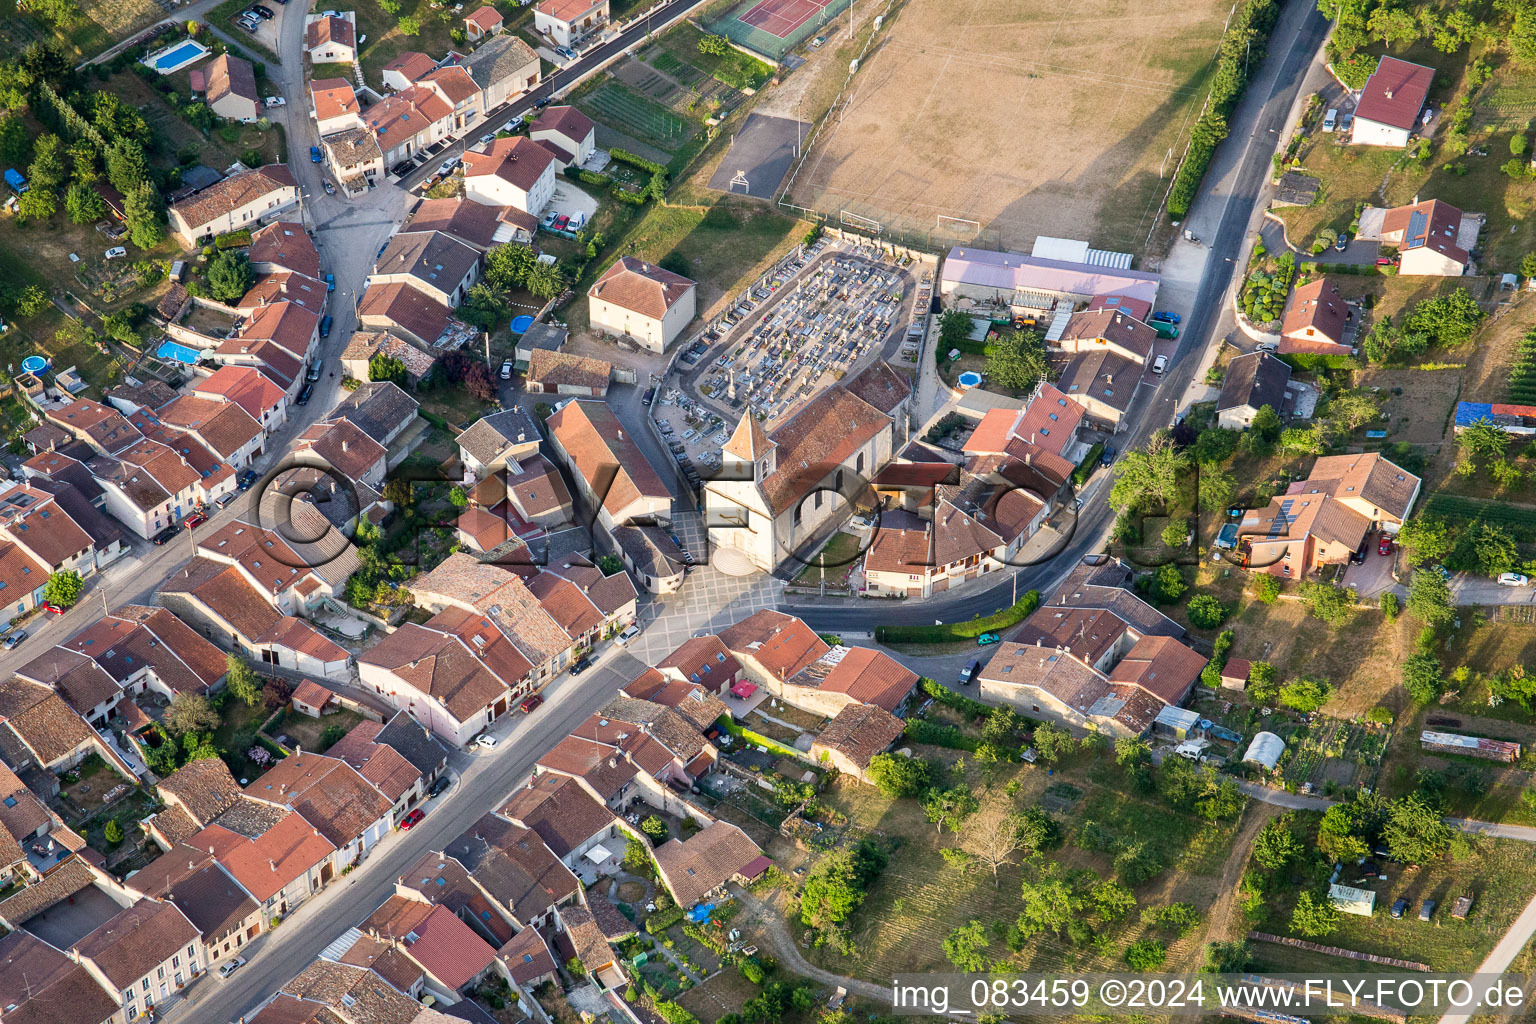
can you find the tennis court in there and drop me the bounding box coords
[704,0,852,60]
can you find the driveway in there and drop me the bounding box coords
[1258,215,1382,266]
[1448,574,1536,606]
[1342,547,1398,599]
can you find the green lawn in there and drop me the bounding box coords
[579,80,698,152]
[657,22,771,90]
[354,0,457,91]
[793,531,862,583]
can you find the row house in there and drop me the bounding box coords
[242,748,393,867]
[168,165,299,248]
[193,364,291,436]
[366,86,455,168]
[312,78,364,136]
[0,480,127,579]
[326,712,448,824]
[353,894,499,1002]
[0,677,138,778]
[121,844,263,968]
[367,230,482,308]
[0,928,124,1024]
[193,518,361,615]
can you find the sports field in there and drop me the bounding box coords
[786,0,1233,256]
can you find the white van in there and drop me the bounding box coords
[1322,108,1338,132]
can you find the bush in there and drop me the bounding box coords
[1379,591,1399,621]
[875,590,1040,643]
[1253,574,1282,603]
[646,905,685,934]
[1186,594,1228,629]
[214,228,251,249]
[610,147,666,176]
[1124,937,1167,971]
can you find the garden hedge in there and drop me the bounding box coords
[875,589,1041,644]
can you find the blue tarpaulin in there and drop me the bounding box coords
[1456,402,1492,427]
[686,903,715,923]
[4,169,25,192]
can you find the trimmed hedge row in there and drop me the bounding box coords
[215,229,252,249]
[875,589,1041,644]
[610,147,666,176]
[1073,443,1104,486]
[919,677,991,719]
[715,715,803,760]
[645,905,685,934]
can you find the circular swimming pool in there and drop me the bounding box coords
[957,370,983,388]
[19,356,48,375]
[511,315,534,334]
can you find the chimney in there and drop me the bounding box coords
[269,859,276,872]
[341,440,349,452]
[1385,88,1394,99]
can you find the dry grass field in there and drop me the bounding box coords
[786,0,1231,255]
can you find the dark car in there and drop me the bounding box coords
[297,382,314,406]
[1335,233,1350,252]
[520,694,545,713]
[642,387,656,406]
[391,162,413,176]
[238,469,257,491]
[534,97,553,109]
[251,5,274,17]
[1100,445,1115,467]
[152,527,177,545]
[319,314,333,337]
[1390,898,1410,919]
[307,362,321,382]
[322,180,335,196]
[309,145,322,163]
[1419,899,1436,921]
[570,655,592,675]
[958,658,981,685]
[429,776,452,797]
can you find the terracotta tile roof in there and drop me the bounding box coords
[248,994,327,1024]
[812,702,903,770]
[527,572,603,637]
[462,135,554,192]
[588,256,695,320]
[500,773,615,858]
[1058,307,1157,360]
[383,50,437,78]
[722,412,773,463]
[338,933,425,993]
[0,760,51,847]
[0,931,120,1024]
[374,231,480,298]
[759,385,891,515]
[156,860,260,944]
[932,499,1003,566]
[546,399,671,518]
[1016,383,1083,455]
[499,927,557,985]
[159,756,242,826]
[1306,452,1421,520]
[419,65,480,105]
[503,454,570,520]
[627,678,726,731]
[46,398,139,455]
[326,723,420,803]
[165,558,280,638]
[205,52,258,107]
[23,452,102,502]
[542,555,633,617]
[311,78,359,124]
[842,360,911,416]
[1051,348,1141,414]
[0,855,95,921]
[16,647,119,716]
[155,395,263,459]
[442,812,579,921]
[1380,197,1468,266]
[536,0,604,22]
[466,5,503,30]
[528,349,610,391]
[397,851,513,945]
[296,417,388,482]
[358,280,454,346]
[652,821,760,909]
[718,610,829,683]
[457,407,541,466]
[330,381,420,443]
[360,621,523,720]
[75,899,200,989]
[393,900,498,991]
[0,678,95,765]
[533,105,593,142]
[171,165,296,233]
[558,904,614,973]
[657,635,740,690]
[307,14,355,51]
[1107,634,1207,705]
[405,197,504,250]
[236,299,320,359]
[537,734,638,800]
[195,812,335,903]
[146,803,200,846]
[1356,56,1434,131]
[194,365,287,421]
[244,751,392,847]
[257,616,351,665]
[409,553,570,666]
[1281,278,1350,348]
[862,519,931,576]
[790,645,917,713]
[977,638,1112,706]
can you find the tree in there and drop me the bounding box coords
[206,249,253,303]
[398,13,421,34]
[1030,722,1074,763]
[42,570,82,608]
[164,693,220,735]
[16,187,56,222]
[1402,652,1444,705]
[0,116,28,165]
[457,281,509,330]
[639,814,668,843]
[1151,563,1186,605]
[124,180,164,249]
[1465,522,1518,577]
[923,784,978,835]
[1278,677,1333,712]
[526,260,566,299]
[261,677,291,709]
[64,181,104,224]
[462,360,497,402]
[103,819,124,845]
[1297,581,1355,626]
[485,243,537,289]
[1250,404,1282,445]
[106,138,151,195]
[448,486,469,509]
[799,840,886,949]
[1403,288,1485,346]
[15,284,48,318]
[698,33,731,56]
[1196,466,1236,514]
[1203,940,1253,973]
[1017,864,1082,937]
[1290,890,1340,938]
[1160,519,1188,549]
[961,806,1031,885]
[1253,573,1281,604]
[596,554,624,576]
[1124,937,1166,971]
[1407,567,1454,626]
[1383,793,1453,862]
[937,309,973,352]
[1248,661,1278,704]
[1252,816,1300,871]
[867,752,931,798]
[27,134,65,193]
[1109,431,1190,513]
[226,653,262,707]
[1524,252,1536,279]
[623,834,653,875]
[1317,802,1369,864]
[1186,594,1227,629]
[1093,879,1137,921]
[984,332,1048,389]
[369,352,407,386]
[942,920,991,971]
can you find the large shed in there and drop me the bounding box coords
[1329,883,1377,917]
[1243,731,1286,770]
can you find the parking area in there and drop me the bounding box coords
[540,181,600,233]
[230,0,285,50]
[682,246,917,430]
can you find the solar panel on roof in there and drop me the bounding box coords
[1408,210,1428,247]
[1270,498,1295,537]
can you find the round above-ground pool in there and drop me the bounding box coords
[19,356,48,375]
[957,370,983,388]
[510,314,534,334]
[142,39,210,75]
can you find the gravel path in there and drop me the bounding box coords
[733,888,890,1004]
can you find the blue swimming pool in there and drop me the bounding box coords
[157,340,203,364]
[19,356,48,375]
[957,370,983,388]
[144,40,210,75]
[511,314,534,334]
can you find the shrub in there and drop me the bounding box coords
[876,591,1040,643]
[1186,594,1228,629]
[1379,591,1399,621]
[1124,937,1167,971]
[610,147,666,175]
[1253,574,1282,603]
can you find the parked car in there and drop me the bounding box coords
[310,145,323,163]
[958,658,981,685]
[1322,108,1338,132]
[1419,899,1436,921]
[429,776,452,797]
[500,360,513,379]
[218,957,247,980]
[185,512,207,530]
[104,246,126,259]
[642,387,656,406]
[1390,898,1409,919]
[399,808,426,830]
[236,17,258,31]
[307,361,322,382]
[438,157,458,176]
[479,132,496,146]
[152,527,177,545]
[977,632,1000,645]
[322,179,335,196]
[475,733,498,749]
[324,273,335,292]
[1335,233,1350,252]
[1151,353,1168,374]
[1499,572,1530,587]
[217,492,238,508]
[570,655,592,675]
[251,5,274,17]
[391,161,413,176]
[1151,311,1181,324]
[296,382,314,405]
[618,624,641,645]
[552,214,570,233]
[2,630,24,650]
[40,602,64,615]
[520,694,545,713]
[534,97,552,109]
[264,96,285,108]
[1376,257,1395,266]
[1378,534,1393,556]
[238,469,257,491]
[319,314,333,337]
[1100,445,1115,467]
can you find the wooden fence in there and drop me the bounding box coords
[1246,932,1431,971]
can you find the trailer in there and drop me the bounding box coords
[1420,730,1520,764]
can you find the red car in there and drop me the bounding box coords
[520,694,545,714]
[399,809,426,830]
[40,602,64,615]
[1378,534,1394,556]
[185,513,207,529]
